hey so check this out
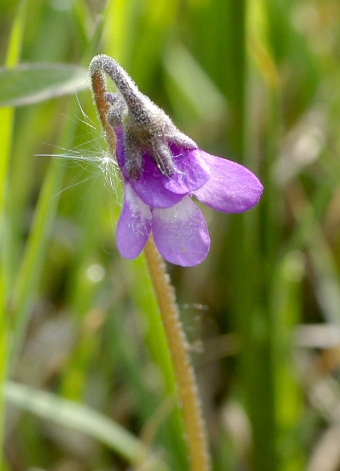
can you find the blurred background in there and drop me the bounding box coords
[2,0,340,470]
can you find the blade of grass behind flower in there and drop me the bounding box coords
[10,10,105,371]
[271,251,305,471]
[10,109,74,369]
[0,0,26,466]
[225,2,280,469]
[103,0,179,90]
[4,381,169,471]
[163,42,227,131]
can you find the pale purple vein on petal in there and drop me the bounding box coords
[116,184,152,259]
[192,151,264,213]
[152,196,210,267]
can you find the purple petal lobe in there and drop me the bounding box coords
[132,152,184,208]
[192,151,263,213]
[115,127,184,208]
[162,145,210,194]
[152,196,210,267]
[116,184,152,259]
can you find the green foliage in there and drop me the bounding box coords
[5,381,169,470]
[0,63,88,107]
[2,0,340,470]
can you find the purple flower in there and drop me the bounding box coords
[90,55,263,267]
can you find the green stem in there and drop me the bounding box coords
[226,2,279,470]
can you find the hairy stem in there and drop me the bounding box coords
[90,66,116,152]
[144,236,211,471]
[90,56,211,471]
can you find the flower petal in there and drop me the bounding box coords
[132,152,184,208]
[162,145,210,194]
[116,184,152,259]
[192,151,263,212]
[115,127,184,208]
[152,196,210,267]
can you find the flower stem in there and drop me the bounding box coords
[90,66,116,153]
[144,236,211,471]
[90,57,211,471]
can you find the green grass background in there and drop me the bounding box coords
[2,0,340,470]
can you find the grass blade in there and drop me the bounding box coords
[4,381,169,470]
